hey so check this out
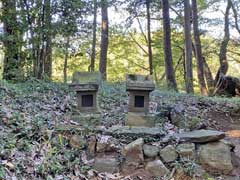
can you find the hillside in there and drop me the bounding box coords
[0,80,240,179]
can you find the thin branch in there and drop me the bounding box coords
[129,33,149,55]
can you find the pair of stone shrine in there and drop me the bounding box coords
[70,72,155,126]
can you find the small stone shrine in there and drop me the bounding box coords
[69,71,100,112]
[126,74,155,127]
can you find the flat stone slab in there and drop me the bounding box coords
[93,156,120,173]
[175,130,225,143]
[104,126,165,138]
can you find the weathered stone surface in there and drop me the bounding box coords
[104,126,165,139]
[69,135,86,149]
[199,142,233,175]
[72,71,100,84]
[160,145,178,163]
[145,159,170,177]
[177,143,195,161]
[93,156,119,173]
[126,74,155,91]
[126,112,155,127]
[96,135,118,153]
[175,130,225,143]
[122,138,144,163]
[143,144,159,158]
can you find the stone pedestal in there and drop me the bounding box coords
[69,72,100,113]
[126,74,155,127]
[126,112,156,127]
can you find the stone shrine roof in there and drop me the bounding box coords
[126,74,155,91]
[69,71,100,91]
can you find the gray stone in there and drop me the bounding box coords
[160,145,178,163]
[96,135,118,153]
[104,125,165,139]
[126,74,155,91]
[175,130,225,143]
[126,112,155,127]
[177,143,195,161]
[93,156,119,173]
[199,141,233,175]
[145,159,170,177]
[122,138,144,163]
[143,144,159,158]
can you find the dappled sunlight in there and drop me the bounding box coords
[226,130,240,138]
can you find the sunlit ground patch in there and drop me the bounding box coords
[226,130,240,138]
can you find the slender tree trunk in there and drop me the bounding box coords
[43,0,52,79]
[90,0,97,72]
[184,0,194,93]
[63,37,70,83]
[202,57,215,94]
[146,0,153,75]
[99,0,109,80]
[161,0,178,91]
[2,0,22,81]
[215,0,231,84]
[192,0,208,95]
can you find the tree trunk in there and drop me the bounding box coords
[2,0,22,81]
[99,0,109,80]
[215,0,231,84]
[192,0,208,95]
[43,0,52,79]
[63,37,70,83]
[161,0,178,91]
[90,0,97,72]
[146,0,153,75]
[184,0,194,93]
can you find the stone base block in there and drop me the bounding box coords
[71,113,101,126]
[126,112,157,127]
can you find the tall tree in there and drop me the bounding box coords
[43,0,52,79]
[184,0,194,93]
[2,0,22,81]
[63,37,70,83]
[90,0,98,72]
[192,0,208,95]
[215,0,231,84]
[161,0,178,91]
[99,0,109,80]
[146,0,153,75]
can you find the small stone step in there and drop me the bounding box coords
[175,130,225,143]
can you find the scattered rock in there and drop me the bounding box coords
[160,145,178,163]
[96,135,118,153]
[122,138,144,163]
[177,143,195,161]
[104,126,165,139]
[143,144,159,158]
[93,156,120,173]
[199,141,233,175]
[175,130,225,143]
[88,136,97,156]
[145,159,170,177]
[69,135,86,149]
